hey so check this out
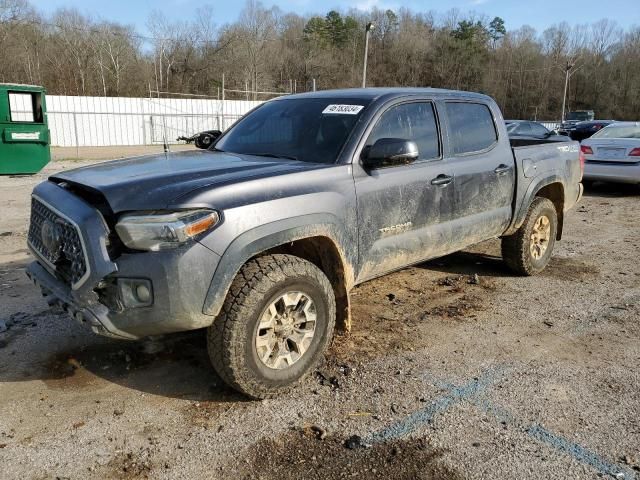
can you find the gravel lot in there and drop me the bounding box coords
[0,160,638,480]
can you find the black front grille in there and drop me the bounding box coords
[28,198,87,286]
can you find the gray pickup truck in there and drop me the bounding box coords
[26,88,583,398]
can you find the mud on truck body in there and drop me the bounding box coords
[26,88,583,398]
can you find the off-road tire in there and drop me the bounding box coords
[501,197,558,276]
[207,254,336,399]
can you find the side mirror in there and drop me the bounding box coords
[195,130,222,149]
[361,138,419,169]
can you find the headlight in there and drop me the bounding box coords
[115,209,219,251]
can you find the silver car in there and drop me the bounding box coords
[581,122,640,184]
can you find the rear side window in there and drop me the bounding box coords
[530,123,549,136]
[365,102,440,161]
[517,123,533,135]
[8,91,44,123]
[445,102,497,155]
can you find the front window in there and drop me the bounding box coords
[364,102,440,161]
[215,98,371,164]
[591,124,640,139]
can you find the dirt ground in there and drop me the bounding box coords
[0,159,638,480]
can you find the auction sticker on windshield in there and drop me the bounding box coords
[322,104,364,115]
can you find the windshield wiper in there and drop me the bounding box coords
[245,152,298,161]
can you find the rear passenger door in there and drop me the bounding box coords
[440,101,515,246]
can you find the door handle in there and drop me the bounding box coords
[494,164,511,175]
[431,174,453,186]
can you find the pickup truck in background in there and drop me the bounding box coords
[26,88,583,398]
[559,110,596,134]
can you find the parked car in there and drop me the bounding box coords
[505,120,568,142]
[566,120,616,142]
[25,88,583,398]
[559,110,595,134]
[581,122,640,185]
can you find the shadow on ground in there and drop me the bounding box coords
[583,181,640,198]
[419,250,514,278]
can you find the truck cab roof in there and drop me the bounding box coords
[276,87,493,103]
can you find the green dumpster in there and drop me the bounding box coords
[0,83,51,174]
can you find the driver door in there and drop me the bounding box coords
[353,100,456,282]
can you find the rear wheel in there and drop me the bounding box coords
[501,197,557,276]
[207,254,336,399]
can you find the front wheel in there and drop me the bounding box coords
[207,254,336,399]
[501,197,558,276]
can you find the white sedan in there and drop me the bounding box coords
[581,122,640,185]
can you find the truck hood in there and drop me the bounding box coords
[50,150,327,213]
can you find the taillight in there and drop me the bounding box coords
[581,145,593,155]
[629,147,640,157]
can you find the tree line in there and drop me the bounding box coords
[1,0,639,120]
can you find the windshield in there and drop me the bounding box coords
[215,98,371,164]
[566,112,593,121]
[506,123,518,133]
[591,124,640,139]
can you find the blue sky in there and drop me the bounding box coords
[31,0,640,36]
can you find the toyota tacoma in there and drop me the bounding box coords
[26,88,583,398]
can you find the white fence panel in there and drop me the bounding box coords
[45,95,263,147]
[540,121,561,131]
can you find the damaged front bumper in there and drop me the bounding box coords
[27,260,136,339]
[26,181,221,340]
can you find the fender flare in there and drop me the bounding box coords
[508,174,565,235]
[201,213,353,318]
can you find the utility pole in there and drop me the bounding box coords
[560,60,582,123]
[221,73,225,131]
[561,61,573,123]
[362,22,375,88]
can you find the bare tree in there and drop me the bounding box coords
[0,1,639,120]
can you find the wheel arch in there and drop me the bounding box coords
[509,176,565,240]
[202,214,355,331]
[534,182,565,240]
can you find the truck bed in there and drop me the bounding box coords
[509,138,583,232]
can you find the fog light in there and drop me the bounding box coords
[118,278,153,308]
[135,284,151,303]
